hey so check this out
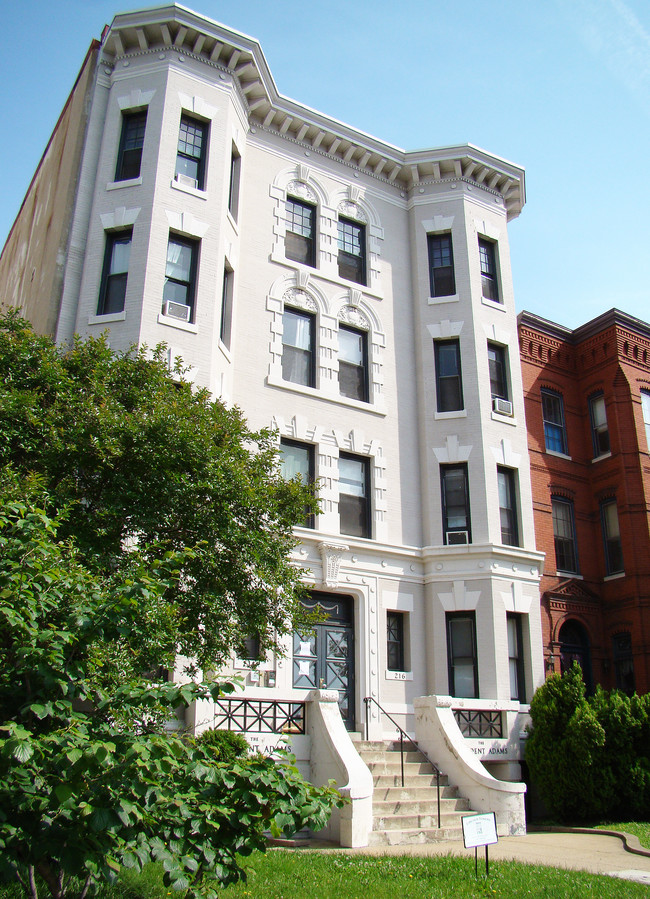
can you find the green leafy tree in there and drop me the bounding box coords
[0,482,339,899]
[0,312,316,667]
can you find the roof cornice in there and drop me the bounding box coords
[518,308,650,344]
[101,4,525,218]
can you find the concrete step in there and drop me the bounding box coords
[373,784,466,802]
[373,797,471,816]
[356,749,433,764]
[371,773,446,789]
[373,811,468,830]
[368,825,466,846]
[364,760,439,777]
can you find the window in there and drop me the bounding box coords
[115,110,147,181]
[434,340,463,412]
[552,497,579,574]
[175,116,207,189]
[281,308,315,387]
[386,612,406,672]
[441,464,471,544]
[339,325,368,402]
[507,614,525,702]
[338,453,370,538]
[601,500,624,575]
[541,389,568,454]
[427,234,455,296]
[337,217,366,284]
[497,467,519,546]
[488,343,508,401]
[478,238,499,302]
[642,390,650,450]
[447,613,478,698]
[589,394,610,457]
[612,632,635,695]
[280,439,315,528]
[97,230,131,315]
[228,146,241,219]
[285,198,316,267]
[162,236,198,321]
[220,266,233,349]
[241,634,261,661]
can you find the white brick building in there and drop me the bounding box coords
[0,4,545,843]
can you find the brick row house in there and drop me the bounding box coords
[518,310,650,696]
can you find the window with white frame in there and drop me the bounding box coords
[280,438,315,529]
[589,394,610,457]
[541,389,568,454]
[97,230,132,315]
[446,612,478,698]
[337,217,366,285]
[175,115,208,189]
[281,307,316,387]
[497,467,519,547]
[434,339,463,412]
[478,237,499,302]
[286,198,316,267]
[115,111,147,181]
[162,235,198,322]
[338,453,371,538]
[339,324,368,402]
[642,390,650,451]
[427,233,455,297]
[552,497,579,574]
[601,499,624,575]
[441,464,471,545]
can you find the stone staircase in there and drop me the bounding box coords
[354,739,474,846]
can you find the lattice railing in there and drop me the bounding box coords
[453,708,503,738]
[212,698,306,734]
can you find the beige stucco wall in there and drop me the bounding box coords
[0,42,99,336]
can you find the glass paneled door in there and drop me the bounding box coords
[293,593,355,730]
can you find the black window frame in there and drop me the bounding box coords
[115,110,147,182]
[281,307,316,388]
[338,323,369,402]
[337,216,366,285]
[589,393,610,457]
[440,463,471,544]
[434,339,464,413]
[541,389,568,455]
[162,234,199,322]
[338,452,371,539]
[427,233,456,297]
[478,237,499,302]
[507,613,525,702]
[551,496,579,574]
[285,197,316,267]
[97,229,132,315]
[220,264,233,350]
[175,115,208,190]
[279,438,315,529]
[386,611,406,672]
[446,612,479,698]
[228,144,241,220]
[497,466,519,547]
[601,499,624,575]
[488,342,509,401]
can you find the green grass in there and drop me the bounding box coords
[595,821,650,849]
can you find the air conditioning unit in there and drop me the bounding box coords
[162,301,191,322]
[493,397,514,416]
[174,173,198,189]
[446,530,469,546]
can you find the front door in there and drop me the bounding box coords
[293,593,355,730]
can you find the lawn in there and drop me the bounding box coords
[3,851,646,899]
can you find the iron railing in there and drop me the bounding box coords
[453,708,503,739]
[364,696,441,828]
[212,698,306,734]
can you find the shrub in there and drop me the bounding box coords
[194,728,250,763]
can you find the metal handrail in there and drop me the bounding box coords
[363,696,441,829]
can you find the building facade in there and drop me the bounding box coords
[0,4,545,831]
[519,309,650,695]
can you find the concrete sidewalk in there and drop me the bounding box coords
[280,828,650,886]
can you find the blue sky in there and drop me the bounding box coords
[1,0,649,329]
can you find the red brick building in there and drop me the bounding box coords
[518,309,650,694]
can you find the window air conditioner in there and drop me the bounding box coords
[493,397,514,416]
[162,301,191,323]
[446,530,469,546]
[175,173,198,189]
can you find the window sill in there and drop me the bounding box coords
[106,176,142,190]
[604,571,625,581]
[157,312,198,334]
[266,373,386,416]
[170,179,207,200]
[385,670,413,682]
[434,409,467,420]
[491,411,517,426]
[218,340,232,362]
[226,209,239,234]
[545,450,572,461]
[428,293,459,306]
[556,571,582,579]
[481,296,506,312]
[591,451,612,463]
[88,311,126,325]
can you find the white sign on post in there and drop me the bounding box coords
[461,812,498,849]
